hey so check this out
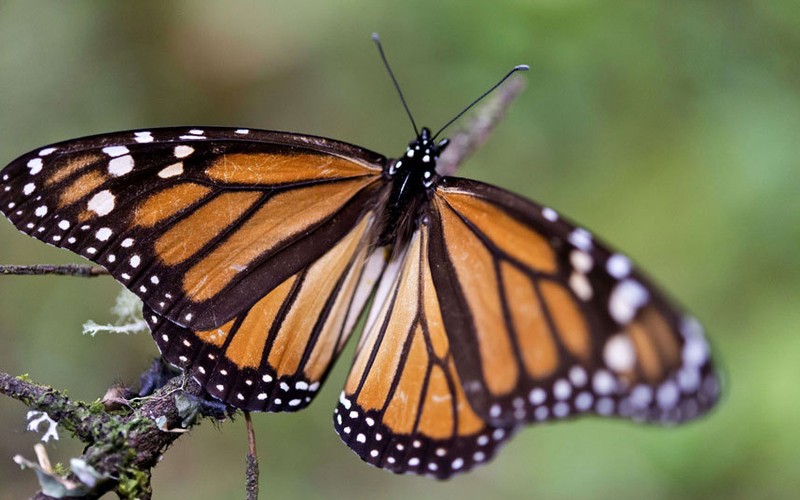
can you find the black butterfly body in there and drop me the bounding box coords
[0,120,719,478]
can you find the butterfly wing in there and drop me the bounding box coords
[336,177,719,478]
[144,216,388,412]
[427,177,719,427]
[0,127,386,331]
[336,226,516,478]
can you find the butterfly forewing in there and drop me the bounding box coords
[428,178,719,427]
[0,127,386,331]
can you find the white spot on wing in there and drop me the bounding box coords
[681,317,710,367]
[174,145,194,158]
[528,387,546,405]
[158,162,184,178]
[569,366,588,387]
[569,228,593,251]
[103,146,129,157]
[87,190,115,216]
[607,254,632,279]
[570,250,593,273]
[108,155,134,176]
[575,392,593,411]
[630,385,652,408]
[677,368,700,392]
[542,207,558,222]
[553,402,570,418]
[604,333,636,372]
[596,397,614,415]
[608,279,649,324]
[134,131,154,143]
[95,227,112,241]
[553,379,572,400]
[27,158,43,175]
[657,381,679,409]
[569,272,593,301]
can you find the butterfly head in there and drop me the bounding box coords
[388,127,450,188]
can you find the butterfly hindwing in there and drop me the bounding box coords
[145,212,388,412]
[336,226,516,479]
[0,127,386,331]
[428,177,719,427]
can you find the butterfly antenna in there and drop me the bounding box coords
[432,64,530,140]
[372,33,419,137]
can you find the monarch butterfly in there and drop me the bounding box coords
[0,35,718,479]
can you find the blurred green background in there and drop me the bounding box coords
[1,1,798,499]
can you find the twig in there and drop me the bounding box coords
[0,264,108,278]
[437,74,527,176]
[245,412,259,500]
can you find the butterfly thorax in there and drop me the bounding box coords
[380,127,449,246]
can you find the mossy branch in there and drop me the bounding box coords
[1,366,217,499]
